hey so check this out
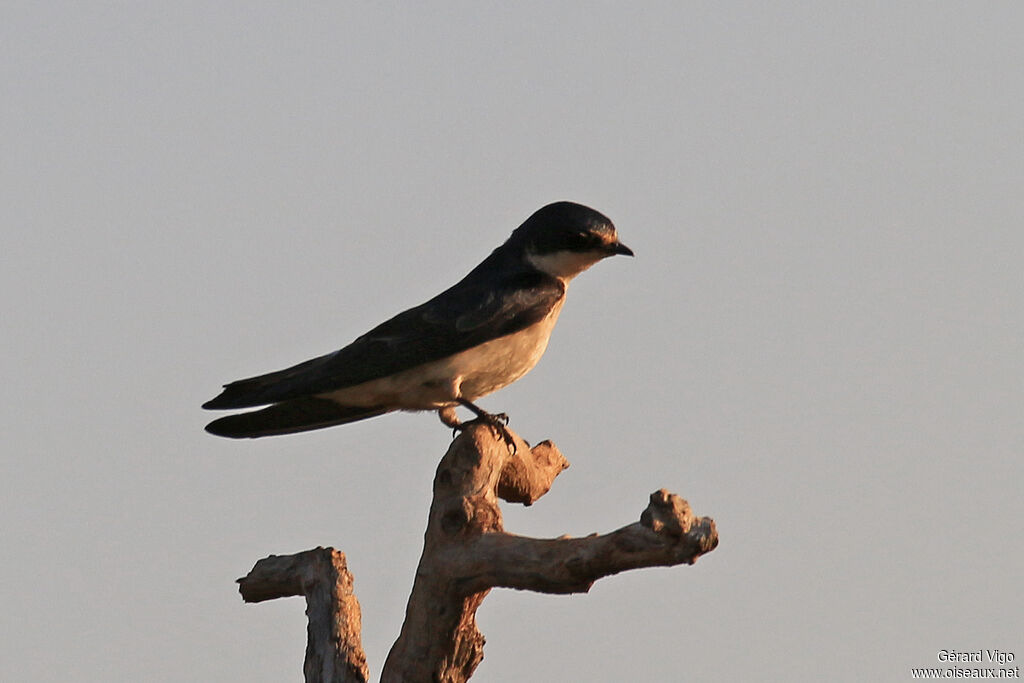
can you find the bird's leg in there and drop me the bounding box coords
[457,398,509,426]
[438,405,462,429]
[438,405,463,439]
[450,398,516,453]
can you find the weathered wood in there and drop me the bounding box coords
[496,438,568,505]
[379,424,717,682]
[238,423,718,682]
[238,548,369,683]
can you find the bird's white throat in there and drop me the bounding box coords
[526,249,607,280]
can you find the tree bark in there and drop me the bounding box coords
[238,548,369,683]
[238,422,718,682]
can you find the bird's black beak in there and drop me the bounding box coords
[611,241,634,257]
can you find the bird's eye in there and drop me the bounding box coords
[578,232,606,251]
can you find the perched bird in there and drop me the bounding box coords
[203,201,633,439]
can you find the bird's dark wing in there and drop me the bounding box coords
[203,269,564,410]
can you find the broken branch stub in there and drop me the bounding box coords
[238,548,369,683]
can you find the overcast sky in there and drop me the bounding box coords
[3,3,1022,682]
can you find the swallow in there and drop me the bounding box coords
[203,201,632,440]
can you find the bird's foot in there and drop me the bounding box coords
[447,399,517,453]
[486,411,510,426]
[461,414,516,453]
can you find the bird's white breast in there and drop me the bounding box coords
[320,297,566,410]
[450,297,565,400]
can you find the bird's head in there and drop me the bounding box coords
[511,201,633,280]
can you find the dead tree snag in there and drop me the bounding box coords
[237,423,718,682]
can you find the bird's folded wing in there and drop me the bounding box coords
[203,270,564,410]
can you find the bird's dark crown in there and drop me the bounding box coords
[507,201,618,256]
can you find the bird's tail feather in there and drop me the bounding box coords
[204,398,388,438]
[201,354,331,410]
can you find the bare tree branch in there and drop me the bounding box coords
[380,424,717,682]
[238,548,369,683]
[453,492,718,594]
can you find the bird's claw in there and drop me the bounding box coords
[452,413,517,454]
[490,420,517,454]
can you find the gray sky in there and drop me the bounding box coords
[3,3,1022,682]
